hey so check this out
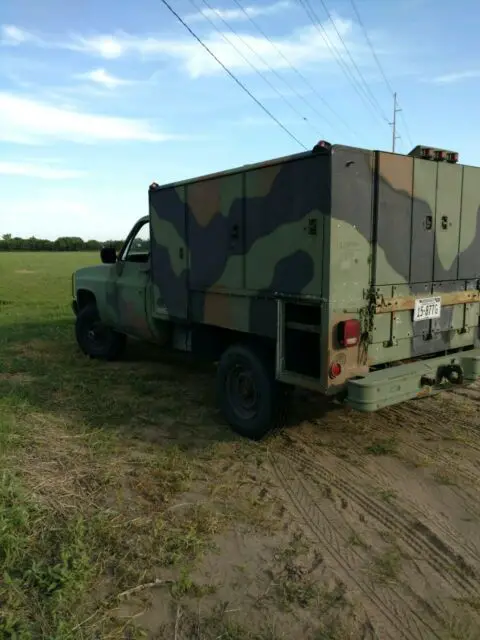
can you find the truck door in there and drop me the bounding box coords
[113,218,154,341]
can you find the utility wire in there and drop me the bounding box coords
[230,0,361,141]
[349,0,393,94]
[195,0,324,138]
[159,0,307,149]
[296,0,384,126]
[399,112,413,149]
[318,0,389,123]
[349,0,414,148]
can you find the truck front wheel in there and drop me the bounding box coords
[216,343,281,440]
[75,303,126,361]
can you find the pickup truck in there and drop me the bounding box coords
[72,141,480,439]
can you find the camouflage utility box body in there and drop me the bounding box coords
[148,143,480,407]
[72,141,480,437]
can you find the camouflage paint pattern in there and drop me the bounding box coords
[75,142,480,397]
[326,145,480,390]
[149,151,328,342]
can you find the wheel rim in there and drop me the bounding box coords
[86,321,110,349]
[226,362,259,420]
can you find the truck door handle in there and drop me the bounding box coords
[230,224,239,240]
[441,215,449,230]
[425,215,432,230]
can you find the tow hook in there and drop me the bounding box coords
[438,364,464,385]
[420,375,436,387]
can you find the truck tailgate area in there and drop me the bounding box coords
[370,151,480,365]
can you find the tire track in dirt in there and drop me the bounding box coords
[316,424,480,564]
[270,452,443,640]
[332,447,480,568]
[382,406,480,510]
[289,428,480,569]
[277,438,480,601]
[387,391,480,450]
[320,390,480,535]
[400,439,479,485]
[451,385,480,402]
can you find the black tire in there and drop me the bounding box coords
[216,343,281,440]
[75,303,126,360]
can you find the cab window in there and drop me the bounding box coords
[122,221,150,263]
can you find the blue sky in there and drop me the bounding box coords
[0,0,478,240]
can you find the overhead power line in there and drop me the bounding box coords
[349,0,393,94]
[230,0,361,142]
[317,0,389,123]
[194,0,324,139]
[350,0,395,95]
[295,0,385,126]
[349,0,414,149]
[398,110,414,149]
[159,0,307,149]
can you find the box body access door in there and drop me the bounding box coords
[371,152,480,365]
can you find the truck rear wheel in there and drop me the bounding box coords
[216,343,280,440]
[75,303,126,361]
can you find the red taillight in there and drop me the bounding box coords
[338,319,361,348]
[329,361,342,379]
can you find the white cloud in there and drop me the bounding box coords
[72,19,360,78]
[76,68,133,89]
[72,35,126,59]
[0,160,85,180]
[0,92,177,144]
[431,70,480,84]
[0,18,365,78]
[186,1,291,23]
[0,24,40,45]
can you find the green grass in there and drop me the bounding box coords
[0,252,266,638]
[364,437,399,456]
[371,547,402,583]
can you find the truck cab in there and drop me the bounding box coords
[72,215,170,359]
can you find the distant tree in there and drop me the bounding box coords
[85,239,102,250]
[0,234,124,252]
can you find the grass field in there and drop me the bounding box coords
[0,252,271,639]
[2,252,480,639]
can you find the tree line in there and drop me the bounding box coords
[0,234,123,252]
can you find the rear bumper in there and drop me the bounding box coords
[346,349,480,412]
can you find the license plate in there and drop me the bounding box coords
[413,296,441,322]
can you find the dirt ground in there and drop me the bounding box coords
[121,382,480,640]
[3,253,480,639]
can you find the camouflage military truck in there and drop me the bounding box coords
[72,141,480,439]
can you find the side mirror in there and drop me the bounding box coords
[100,246,117,264]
